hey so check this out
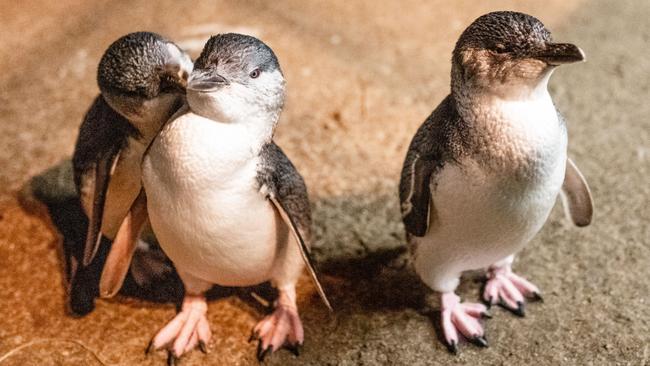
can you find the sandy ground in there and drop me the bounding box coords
[0,0,648,365]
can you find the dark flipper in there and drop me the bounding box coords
[257,142,332,311]
[73,95,137,267]
[398,95,465,237]
[561,158,593,227]
[82,147,121,266]
[400,154,437,237]
[269,195,332,311]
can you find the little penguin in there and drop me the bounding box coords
[398,11,593,353]
[72,32,193,313]
[132,33,330,362]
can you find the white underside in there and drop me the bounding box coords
[413,90,568,293]
[142,109,297,293]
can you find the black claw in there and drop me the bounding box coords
[199,340,209,354]
[514,301,526,317]
[482,310,493,319]
[167,352,180,366]
[471,335,489,348]
[257,343,273,362]
[256,342,263,360]
[531,292,544,302]
[145,339,154,355]
[446,340,458,355]
[484,297,494,309]
[286,342,302,357]
[249,331,259,343]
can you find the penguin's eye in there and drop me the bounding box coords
[249,68,261,79]
[494,44,510,54]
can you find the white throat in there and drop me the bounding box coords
[186,90,277,152]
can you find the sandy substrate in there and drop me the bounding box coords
[0,0,648,365]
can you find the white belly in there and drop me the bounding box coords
[414,92,568,292]
[142,111,281,287]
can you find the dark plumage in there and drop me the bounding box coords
[70,31,191,315]
[256,142,312,240]
[72,96,138,191]
[398,96,469,237]
[453,11,551,58]
[194,33,282,75]
[98,32,179,98]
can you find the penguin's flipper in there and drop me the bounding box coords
[399,95,462,237]
[83,146,121,266]
[399,153,437,237]
[560,158,593,227]
[74,96,139,268]
[268,195,331,311]
[258,142,332,311]
[99,189,148,298]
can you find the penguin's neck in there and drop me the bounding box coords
[452,71,564,178]
[452,69,556,130]
[453,68,554,118]
[129,94,184,141]
[187,93,277,153]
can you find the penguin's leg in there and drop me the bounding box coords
[146,272,212,362]
[251,214,305,361]
[440,292,490,353]
[251,285,303,361]
[414,256,490,353]
[482,255,542,316]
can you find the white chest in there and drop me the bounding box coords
[415,93,568,271]
[464,92,567,180]
[142,112,279,286]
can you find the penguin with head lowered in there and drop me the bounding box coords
[399,11,593,353]
[100,33,331,363]
[71,32,193,314]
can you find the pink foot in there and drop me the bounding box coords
[483,265,542,316]
[250,289,304,361]
[441,292,490,353]
[146,294,211,363]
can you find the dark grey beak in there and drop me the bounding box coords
[534,43,586,65]
[187,70,229,92]
[159,62,191,94]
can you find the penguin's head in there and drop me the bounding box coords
[97,32,193,125]
[451,11,584,99]
[187,33,285,124]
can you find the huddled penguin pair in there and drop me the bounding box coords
[73,31,328,363]
[72,11,593,363]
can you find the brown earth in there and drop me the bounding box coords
[0,1,648,365]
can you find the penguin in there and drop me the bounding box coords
[398,11,593,353]
[71,31,193,314]
[107,33,332,363]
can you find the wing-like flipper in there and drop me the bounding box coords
[258,142,332,311]
[83,148,121,266]
[398,95,462,237]
[561,158,593,227]
[268,195,331,311]
[400,153,437,237]
[99,189,148,298]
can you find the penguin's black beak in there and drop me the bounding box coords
[188,70,230,92]
[533,43,586,65]
[160,63,191,94]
